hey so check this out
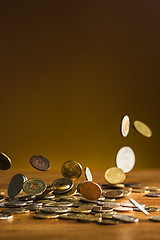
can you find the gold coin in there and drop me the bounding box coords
[0,153,12,170]
[133,120,152,137]
[52,178,74,195]
[33,212,59,219]
[61,161,82,180]
[105,167,126,184]
[80,181,102,200]
[121,115,130,137]
[23,178,47,196]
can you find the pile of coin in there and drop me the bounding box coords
[105,115,152,185]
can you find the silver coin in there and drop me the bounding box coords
[149,216,160,222]
[146,192,160,197]
[0,213,13,220]
[44,201,73,207]
[134,207,159,212]
[112,214,139,223]
[84,167,93,181]
[116,146,135,173]
[8,174,27,198]
[40,206,69,214]
[5,201,27,207]
[121,115,130,137]
[121,202,145,208]
[97,218,120,225]
[2,207,30,214]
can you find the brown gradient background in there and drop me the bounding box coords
[0,1,160,170]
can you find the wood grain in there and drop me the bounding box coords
[0,169,160,240]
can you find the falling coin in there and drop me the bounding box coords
[8,174,28,198]
[30,155,50,171]
[23,178,47,196]
[61,161,82,180]
[0,153,12,170]
[121,115,130,137]
[84,167,93,181]
[133,120,152,137]
[80,181,102,200]
[116,146,135,173]
[105,167,126,184]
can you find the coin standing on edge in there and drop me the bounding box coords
[30,155,50,171]
[116,146,135,173]
[105,167,126,184]
[8,174,28,198]
[0,153,12,170]
[84,167,93,181]
[133,120,152,137]
[121,115,130,137]
[61,161,82,180]
[80,181,102,200]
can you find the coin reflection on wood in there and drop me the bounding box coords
[30,155,50,171]
[0,153,12,170]
[80,181,102,200]
[61,161,82,180]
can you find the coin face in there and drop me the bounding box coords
[133,120,152,137]
[116,146,135,173]
[61,161,82,180]
[105,167,126,184]
[121,115,130,137]
[30,155,50,171]
[8,174,27,198]
[84,167,93,181]
[80,181,102,200]
[0,153,12,170]
[52,178,74,195]
[23,178,47,196]
[112,214,139,223]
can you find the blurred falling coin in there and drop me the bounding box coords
[61,161,82,180]
[0,153,12,170]
[8,174,27,198]
[23,178,47,196]
[80,181,102,200]
[84,167,93,181]
[133,120,152,137]
[105,167,126,184]
[30,155,50,171]
[121,115,130,137]
[116,146,135,173]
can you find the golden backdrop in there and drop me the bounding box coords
[0,1,159,170]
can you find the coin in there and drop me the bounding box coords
[61,161,82,180]
[58,213,84,220]
[132,189,149,193]
[5,201,27,207]
[33,212,59,219]
[80,181,102,200]
[146,192,160,197]
[8,174,27,198]
[41,206,69,214]
[121,202,145,208]
[2,207,30,214]
[44,201,73,207]
[69,207,92,214]
[23,178,47,196]
[84,167,93,181]
[0,153,12,170]
[114,206,133,212]
[120,189,131,197]
[92,206,113,213]
[133,120,152,137]
[0,195,5,202]
[102,183,125,189]
[103,190,123,198]
[121,115,130,137]
[134,207,159,212]
[97,218,120,225]
[116,146,135,173]
[30,155,50,171]
[0,213,13,220]
[149,216,160,222]
[105,167,126,184]
[77,215,98,222]
[112,214,139,223]
[51,178,74,195]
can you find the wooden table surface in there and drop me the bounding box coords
[0,169,160,240]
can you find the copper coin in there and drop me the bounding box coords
[30,155,50,171]
[0,153,12,170]
[61,161,82,180]
[103,190,123,198]
[80,181,102,200]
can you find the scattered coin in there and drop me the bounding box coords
[0,195,5,202]
[134,207,159,212]
[120,189,131,197]
[30,155,50,171]
[132,189,149,193]
[84,167,93,181]
[103,190,123,199]
[105,167,126,184]
[112,214,139,223]
[133,120,152,137]
[114,206,133,212]
[0,153,12,170]
[80,181,102,200]
[121,202,145,208]
[146,192,160,197]
[51,178,74,195]
[61,161,82,180]
[97,218,120,225]
[121,115,130,137]
[129,198,149,216]
[23,178,47,196]
[146,187,160,192]
[116,146,135,173]
[149,216,160,222]
[41,206,69,214]
[44,201,73,207]
[8,174,27,198]
[102,183,125,189]
[2,207,30,214]
[0,213,13,220]
[34,212,59,219]
[92,206,113,213]
[5,201,27,208]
